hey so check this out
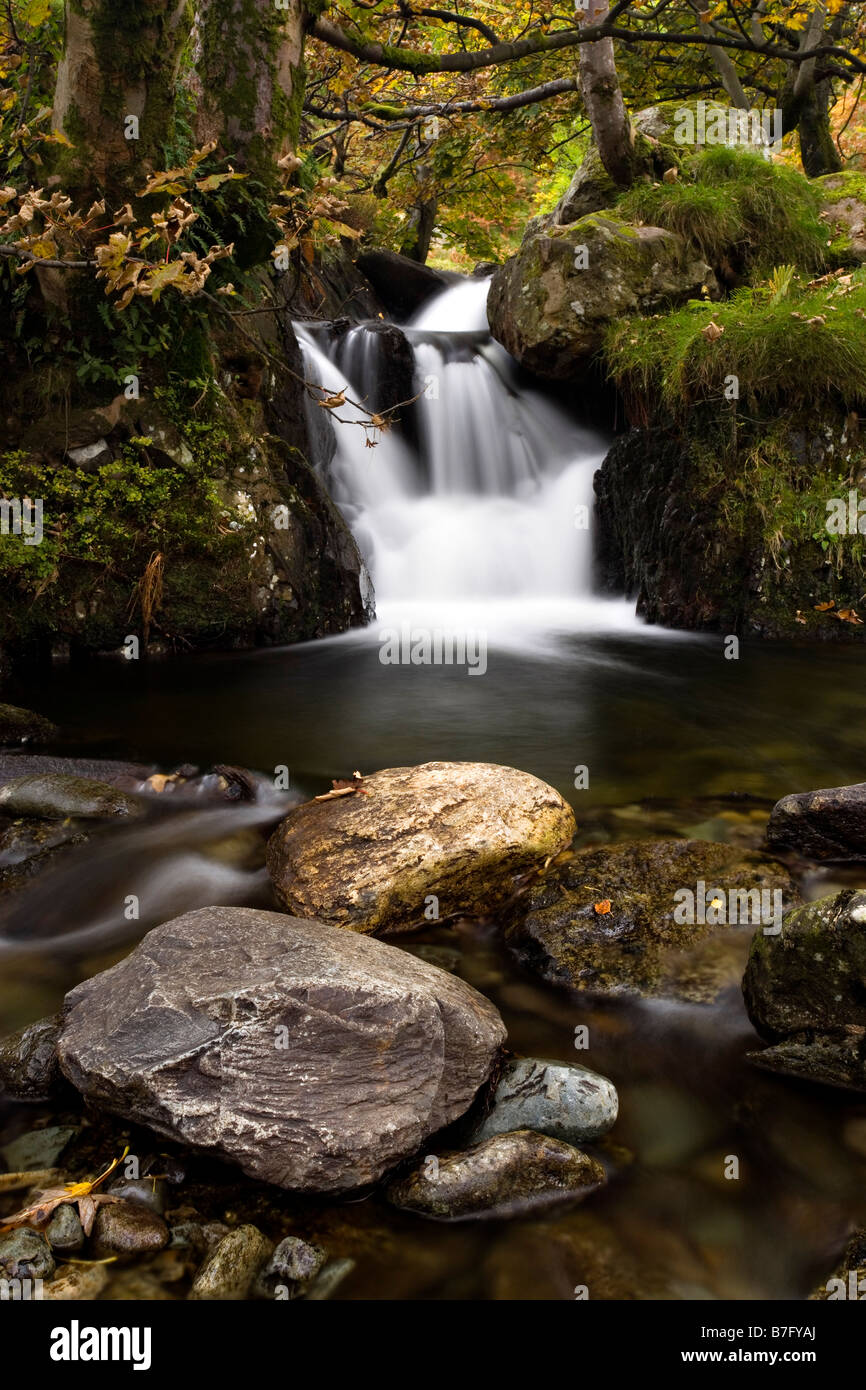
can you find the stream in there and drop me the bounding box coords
[2,278,866,1299]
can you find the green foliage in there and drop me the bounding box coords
[616,147,827,276]
[0,379,249,607]
[606,268,866,416]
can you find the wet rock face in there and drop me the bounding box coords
[766,782,866,861]
[355,249,449,319]
[57,906,506,1192]
[0,774,141,820]
[505,838,798,1002]
[0,703,57,746]
[0,1228,55,1281]
[472,1059,618,1145]
[743,889,866,1090]
[386,1129,605,1221]
[593,417,866,641]
[266,760,576,935]
[0,1013,64,1101]
[488,214,713,381]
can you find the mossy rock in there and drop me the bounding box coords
[744,889,866,1040]
[594,407,866,640]
[615,145,826,283]
[505,838,798,1003]
[554,143,622,227]
[817,171,866,268]
[0,386,372,659]
[488,212,713,380]
[0,703,57,746]
[552,100,764,229]
[743,888,866,1091]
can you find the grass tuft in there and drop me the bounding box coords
[616,147,827,276]
[605,267,866,416]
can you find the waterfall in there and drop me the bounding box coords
[296,277,642,638]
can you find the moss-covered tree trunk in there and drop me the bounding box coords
[780,3,843,178]
[797,79,843,178]
[52,0,193,201]
[192,0,306,187]
[578,0,635,188]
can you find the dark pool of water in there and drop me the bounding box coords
[3,625,866,1299]
[9,624,866,805]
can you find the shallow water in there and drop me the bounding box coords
[3,629,866,1300]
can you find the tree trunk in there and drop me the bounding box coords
[401,194,437,264]
[52,0,193,201]
[797,77,843,176]
[578,0,634,188]
[779,3,842,177]
[192,0,306,187]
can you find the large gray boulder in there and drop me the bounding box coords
[57,907,506,1191]
[266,761,576,934]
[488,213,712,381]
[767,781,866,861]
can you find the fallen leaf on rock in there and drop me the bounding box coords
[814,600,836,611]
[314,770,369,801]
[594,899,612,915]
[146,773,174,793]
[0,1147,128,1237]
[836,608,863,624]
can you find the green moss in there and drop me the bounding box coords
[0,381,258,650]
[197,0,305,189]
[816,170,866,204]
[606,269,866,415]
[62,0,194,187]
[617,146,826,276]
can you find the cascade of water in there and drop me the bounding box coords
[296,276,634,630]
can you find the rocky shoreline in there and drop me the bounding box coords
[1,700,866,1300]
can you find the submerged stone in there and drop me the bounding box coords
[0,703,57,746]
[0,774,142,820]
[190,1225,272,1301]
[506,838,797,1002]
[386,1129,605,1222]
[472,1058,618,1145]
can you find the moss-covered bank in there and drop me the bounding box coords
[492,141,866,640]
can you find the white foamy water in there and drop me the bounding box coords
[296,276,648,639]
